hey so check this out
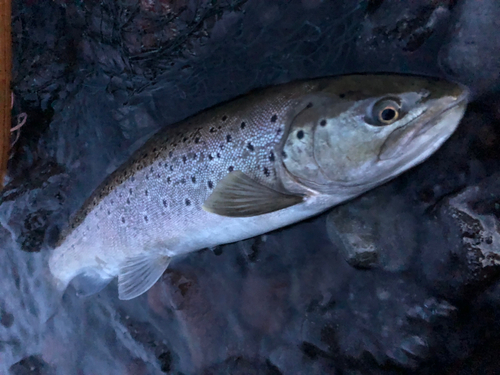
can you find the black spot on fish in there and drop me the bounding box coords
[277,128,282,135]
[263,167,270,177]
[159,162,162,167]
[208,154,213,160]
[192,153,197,160]
[222,115,228,121]
[228,166,234,172]
[110,199,114,204]
[170,166,174,172]
[121,217,126,223]
[210,127,216,133]
[107,210,111,215]
[226,134,232,142]
[169,151,173,158]
[208,181,213,189]
[126,198,130,204]
[306,102,313,108]
[181,178,186,184]
[271,114,277,123]
[282,151,288,159]
[167,177,171,184]
[247,142,254,151]
[150,167,154,173]
[145,175,149,180]
[191,176,196,183]
[216,153,221,158]
[220,144,225,150]
[339,93,345,98]
[145,190,148,196]
[185,198,191,206]
[183,137,188,143]
[163,199,168,207]
[144,215,148,222]
[269,151,275,162]
[182,156,187,163]
[153,148,157,153]
[142,153,148,159]
[240,122,246,129]
[320,119,327,126]
[195,137,200,144]
[297,130,304,139]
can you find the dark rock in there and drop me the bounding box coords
[326,184,417,271]
[439,0,500,95]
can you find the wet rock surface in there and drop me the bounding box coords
[2,0,500,374]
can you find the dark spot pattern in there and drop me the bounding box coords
[271,114,277,122]
[226,134,232,142]
[297,130,304,139]
[210,127,216,133]
[182,156,187,163]
[240,122,246,129]
[121,217,126,223]
[185,199,191,206]
[263,167,270,177]
[145,190,148,196]
[208,154,214,160]
[320,119,327,126]
[126,198,130,204]
[163,199,168,207]
[306,102,313,108]
[247,142,254,151]
[208,181,213,189]
[228,166,234,172]
[144,215,148,222]
[269,151,275,162]
[282,151,288,159]
[191,176,196,183]
[222,115,228,121]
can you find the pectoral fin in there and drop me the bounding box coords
[118,254,171,300]
[202,171,304,217]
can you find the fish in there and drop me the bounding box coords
[48,74,469,300]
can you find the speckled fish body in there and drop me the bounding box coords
[49,74,468,300]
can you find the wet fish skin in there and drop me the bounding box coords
[49,74,468,300]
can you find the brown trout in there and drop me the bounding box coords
[49,74,468,300]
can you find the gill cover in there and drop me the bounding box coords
[282,96,347,186]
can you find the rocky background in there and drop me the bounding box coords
[1,0,500,374]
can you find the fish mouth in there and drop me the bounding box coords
[378,87,469,161]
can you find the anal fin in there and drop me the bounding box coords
[70,269,112,297]
[118,254,171,300]
[202,171,304,217]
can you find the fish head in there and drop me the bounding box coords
[281,74,469,195]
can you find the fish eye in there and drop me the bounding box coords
[371,98,401,126]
